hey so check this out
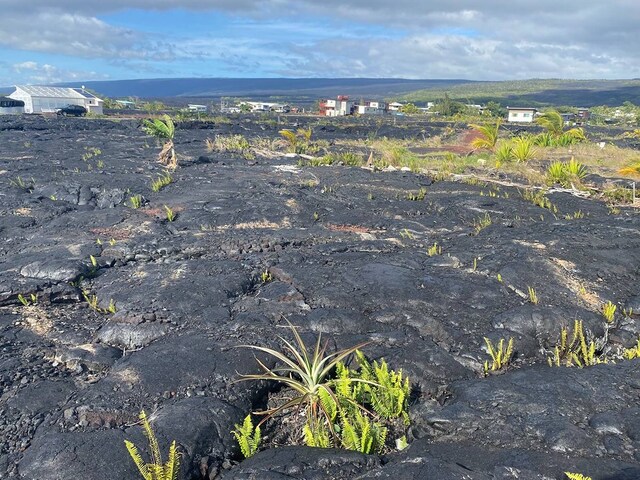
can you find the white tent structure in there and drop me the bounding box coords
[8,86,104,114]
[0,96,25,114]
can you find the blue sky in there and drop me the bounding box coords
[1,1,639,86]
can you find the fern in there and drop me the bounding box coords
[318,385,339,422]
[547,320,606,368]
[124,410,180,480]
[353,351,410,424]
[339,409,387,454]
[231,415,261,458]
[483,337,514,375]
[565,473,592,480]
[303,418,332,448]
[623,338,640,360]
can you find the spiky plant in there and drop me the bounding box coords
[236,320,371,442]
[469,121,501,151]
[565,157,587,179]
[511,136,536,162]
[124,410,180,480]
[493,141,514,166]
[560,127,586,145]
[143,115,177,169]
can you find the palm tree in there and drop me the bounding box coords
[469,121,501,151]
[143,114,176,169]
[536,110,564,137]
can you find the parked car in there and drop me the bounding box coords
[56,105,87,116]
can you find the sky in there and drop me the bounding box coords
[1,1,640,85]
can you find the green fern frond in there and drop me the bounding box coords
[340,415,359,451]
[125,410,180,480]
[124,440,152,480]
[318,386,338,422]
[565,473,592,480]
[232,415,261,458]
[139,411,162,468]
[164,441,180,480]
[303,418,331,448]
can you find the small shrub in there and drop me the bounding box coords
[427,243,441,256]
[527,286,539,305]
[623,338,640,360]
[483,337,514,375]
[206,135,254,160]
[520,189,557,212]
[151,172,174,192]
[279,128,313,154]
[406,188,427,201]
[601,301,616,323]
[163,205,176,222]
[129,194,143,209]
[618,160,640,177]
[17,293,37,306]
[547,158,587,187]
[547,161,567,184]
[547,320,606,368]
[472,213,492,235]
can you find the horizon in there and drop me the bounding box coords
[1,2,639,86]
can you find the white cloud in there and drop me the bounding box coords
[9,61,108,84]
[1,1,639,79]
[0,11,173,61]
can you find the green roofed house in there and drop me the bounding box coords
[8,85,104,114]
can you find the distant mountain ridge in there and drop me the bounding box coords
[54,78,473,100]
[4,77,639,107]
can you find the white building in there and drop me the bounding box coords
[239,101,290,113]
[388,102,404,111]
[507,107,537,123]
[0,96,25,114]
[8,85,104,114]
[319,96,354,116]
[355,100,387,115]
[187,104,207,113]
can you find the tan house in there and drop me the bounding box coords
[507,107,537,123]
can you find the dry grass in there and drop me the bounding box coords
[542,143,640,177]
